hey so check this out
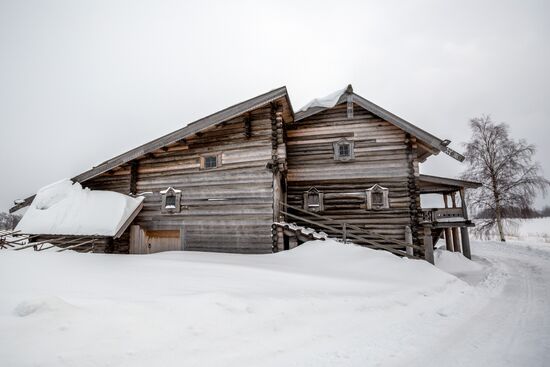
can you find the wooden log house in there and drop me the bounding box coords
[10,85,480,262]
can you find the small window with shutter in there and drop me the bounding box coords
[366,184,389,210]
[160,187,181,213]
[333,138,355,161]
[303,187,324,212]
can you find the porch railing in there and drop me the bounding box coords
[421,208,464,223]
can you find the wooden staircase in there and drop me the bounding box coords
[277,202,423,259]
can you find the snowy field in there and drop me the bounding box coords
[474,216,550,243]
[1,238,549,366]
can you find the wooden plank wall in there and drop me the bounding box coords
[286,103,419,242]
[84,102,287,254]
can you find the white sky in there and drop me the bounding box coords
[1,0,549,212]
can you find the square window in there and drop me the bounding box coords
[339,143,350,157]
[204,156,217,169]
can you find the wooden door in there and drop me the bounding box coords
[144,230,181,253]
[130,226,182,254]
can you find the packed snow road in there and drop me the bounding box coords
[409,241,550,367]
[0,239,548,366]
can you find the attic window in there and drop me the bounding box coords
[366,184,389,210]
[303,188,324,212]
[333,138,355,161]
[161,187,181,214]
[201,154,221,170]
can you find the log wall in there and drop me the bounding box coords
[286,103,420,242]
[84,102,288,254]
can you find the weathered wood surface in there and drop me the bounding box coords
[286,103,420,246]
[86,101,290,254]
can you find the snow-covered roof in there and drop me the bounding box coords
[15,179,144,237]
[298,88,347,112]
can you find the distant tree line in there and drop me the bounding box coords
[0,212,22,230]
[475,205,550,219]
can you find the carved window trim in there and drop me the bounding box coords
[200,153,222,170]
[303,187,324,212]
[366,184,389,210]
[160,187,181,214]
[333,138,355,161]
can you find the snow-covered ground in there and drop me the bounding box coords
[0,238,549,366]
[473,216,550,243]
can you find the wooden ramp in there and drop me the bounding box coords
[276,202,423,259]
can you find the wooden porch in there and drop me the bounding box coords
[418,174,482,260]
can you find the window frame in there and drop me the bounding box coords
[303,187,324,212]
[160,187,182,214]
[365,184,389,210]
[333,138,355,162]
[200,153,222,170]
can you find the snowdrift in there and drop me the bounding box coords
[0,239,476,367]
[15,179,144,237]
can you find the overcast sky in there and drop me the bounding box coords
[1,0,549,213]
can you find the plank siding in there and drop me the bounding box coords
[286,103,420,243]
[84,102,287,254]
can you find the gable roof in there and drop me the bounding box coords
[10,86,291,213]
[295,85,465,163]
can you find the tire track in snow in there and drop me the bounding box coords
[408,242,550,367]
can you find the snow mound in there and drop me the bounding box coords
[298,87,347,112]
[16,179,143,236]
[435,249,483,274]
[274,239,454,285]
[13,296,76,317]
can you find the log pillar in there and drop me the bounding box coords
[450,192,461,253]
[423,226,434,264]
[442,193,454,251]
[460,227,472,260]
[452,227,461,253]
[444,228,454,251]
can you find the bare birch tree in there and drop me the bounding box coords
[461,116,549,241]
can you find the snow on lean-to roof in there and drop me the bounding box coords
[15,179,144,237]
[298,87,346,112]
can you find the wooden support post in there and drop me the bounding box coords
[444,228,454,251]
[460,227,471,259]
[452,227,461,253]
[450,192,461,253]
[459,188,469,220]
[423,226,434,264]
[450,192,457,209]
[405,226,414,257]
